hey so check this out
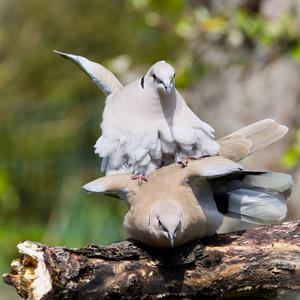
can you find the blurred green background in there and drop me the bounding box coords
[1,0,300,299]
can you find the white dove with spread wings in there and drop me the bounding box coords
[54,51,219,181]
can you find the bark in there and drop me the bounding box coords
[3,221,300,300]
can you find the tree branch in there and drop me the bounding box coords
[3,221,300,299]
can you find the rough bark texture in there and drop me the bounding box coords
[3,221,300,300]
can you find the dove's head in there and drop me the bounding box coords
[149,201,182,247]
[145,61,175,95]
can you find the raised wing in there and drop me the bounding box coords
[54,50,123,95]
[218,119,288,162]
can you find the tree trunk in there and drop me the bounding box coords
[3,221,300,300]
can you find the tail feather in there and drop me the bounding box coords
[213,171,293,225]
[218,119,288,162]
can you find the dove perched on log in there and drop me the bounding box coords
[83,156,292,248]
[54,50,219,182]
[83,121,292,247]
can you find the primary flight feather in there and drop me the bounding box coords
[55,51,219,178]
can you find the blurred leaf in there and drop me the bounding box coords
[201,16,227,34]
[282,129,300,169]
[289,42,300,60]
[234,11,263,38]
[282,146,300,169]
[107,54,132,75]
[129,0,149,10]
[0,168,20,217]
[175,18,194,38]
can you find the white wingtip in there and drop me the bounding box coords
[82,180,106,193]
[53,49,63,55]
[280,124,289,136]
[53,49,73,59]
[53,49,123,95]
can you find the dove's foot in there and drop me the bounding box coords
[131,174,148,185]
[178,156,198,168]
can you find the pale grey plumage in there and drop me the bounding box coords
[55,52,219,176]
[97,60,219,175]
[53,50,123,95]
[211,171,292,224]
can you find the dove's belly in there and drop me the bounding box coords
[95,127,220,176]
[96,100,219,175]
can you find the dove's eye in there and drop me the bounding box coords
[152,74,164,85]
[157,218,167,231]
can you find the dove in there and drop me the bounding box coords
[83,120,292,247]
[54,51,219,182]
[83,156,292,248]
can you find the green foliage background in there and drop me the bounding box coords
[1,1,300,298]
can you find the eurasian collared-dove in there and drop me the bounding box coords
[83,121,292,247]
[54,51,220,181]
[83,156,292,248]
[54,51,288,182]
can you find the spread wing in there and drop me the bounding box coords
[218,119,288,162]
[54,50,123,95]
[184,157,292,225]
[211,171,293,224]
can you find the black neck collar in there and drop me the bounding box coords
[140,76,145,89]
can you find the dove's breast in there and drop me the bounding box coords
[95,81,220,176]
[95,81,177,175]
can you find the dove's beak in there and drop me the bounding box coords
[168,231,176,248]
[164,83,173,94]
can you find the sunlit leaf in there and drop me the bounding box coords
[289,43,300,60]
[282,146,300,169]
[201,16,227,34]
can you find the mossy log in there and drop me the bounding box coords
[3,221,300,299]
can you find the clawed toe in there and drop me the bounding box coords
[131,174,148,185]
[178,160,188,168]
[178,156,199,168]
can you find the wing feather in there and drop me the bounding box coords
[54,50,123,95]
[218,119,288,161]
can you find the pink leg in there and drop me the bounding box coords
[131,174,148,185]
